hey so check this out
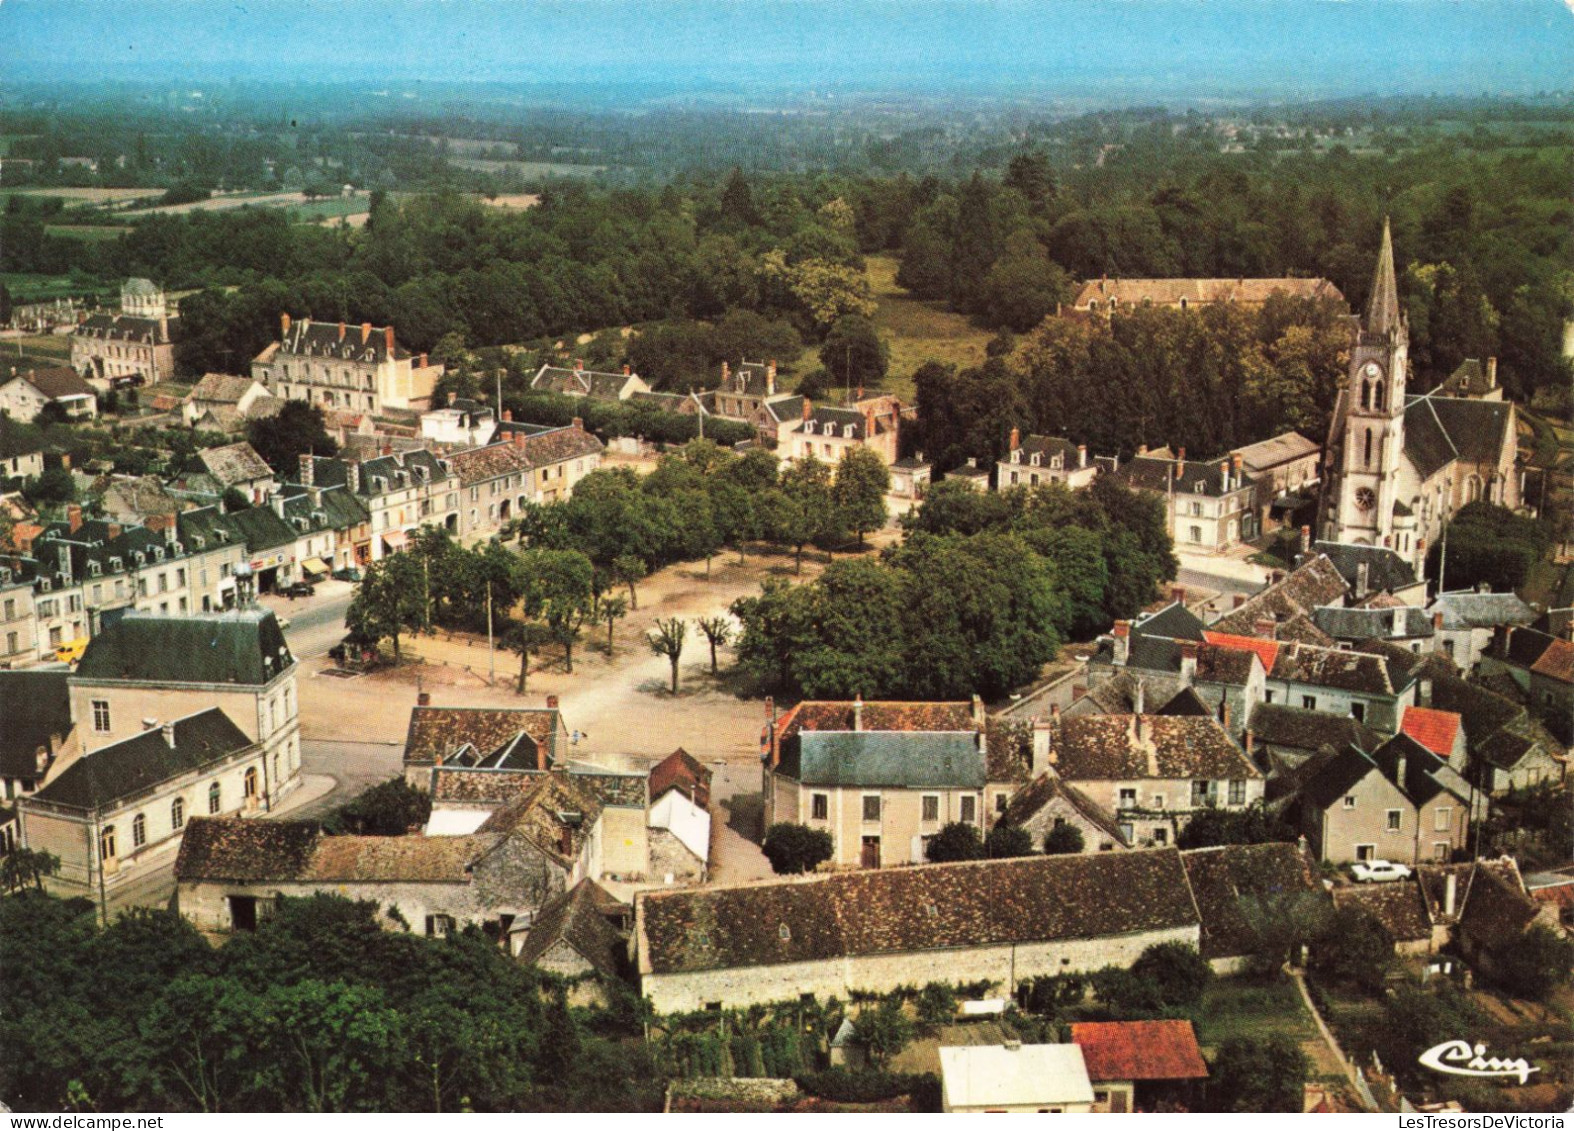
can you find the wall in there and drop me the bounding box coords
[649,828,705,884]
[1266,677,1411,735]
[785,777,987,867]
[601,805,649,880]
[1306,769,1419,865]
[1015,796,1129,854]
[178,877,480,934]
[640,924,1199,1014]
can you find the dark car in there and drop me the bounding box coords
[332,566,363,583]
[281,580,315,599]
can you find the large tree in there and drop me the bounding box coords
[345,553,427,661]
[247,400,339,475]
[833,446,890,547]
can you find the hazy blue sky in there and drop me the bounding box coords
[3,0,1572,97]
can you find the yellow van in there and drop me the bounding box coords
[54,636,90,665]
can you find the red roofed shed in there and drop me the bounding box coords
[1070,1020,1209,1113]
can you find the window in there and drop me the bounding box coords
[1350,702,1366,723]
[1152,827,1168,846]
[171,796,185,831]
[132,813,146,848]
[208,782,222,814]
[810,793,828,821]
[994,792,1008,814]
[1118,823,1135,843]
[959,795,977,824]
[1433,842,1450,863]
[1301,695,1317,710]
[1191,780,1210,806]
[1189,525,1203,544]
[1190,501,1202,517]
[91,700,111,733]
[244,767,259,799]
[1356,844,1376,862]
[1264,690,1275,704]
[1153,794,1165,809]
[1228,779,1247,805]
[99,825,117,861]
[1386,810,1402,832]
[922,795,940,823]
[862,795,881,822]
[425,914,456,938]
[1434,807,1452,832]
[1118,787,1137,808]
[1343,795,1357,809]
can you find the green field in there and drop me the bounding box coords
[450,157,607,178]
[286,195,371,221]
[1194,977,1320,1049]
[866,253,993,402]
[1,272,117,303]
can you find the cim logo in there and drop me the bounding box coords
[1418,1040,1540,1085]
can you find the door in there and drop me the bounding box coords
[860,836,881,869]
[229,895,258,931]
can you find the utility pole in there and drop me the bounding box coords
[485,581,495,685]
[1437,518,1448,597]
[496,368,503,417]
[423,557,431,632]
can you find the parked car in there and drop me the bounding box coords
[281,580,315,599]
[53,636,90,665]
[1350,859,1413,884]
[332,566,363,583]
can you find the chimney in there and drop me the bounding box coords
[299,452,314,487]
[1244,729,1255,758]
[767,360,777,396]
[1419,677,1433,705]
[855,385,864,404]
[1395,748,1407,791]
[1254,617,1277,641]
[571,416,584,431]
[361,322,371,345]
[1171,585,1187,607]
[802,398,813,422]
[385,326,396,354]
[511,429,526,449]
[1071,683,1086,701]
[1444,871,1458,917]
[338,320,346,341]
[852,695,863,732]
[345,459,361,493]
[1221,700,1231,731]
[142,718,158,731]
[1300,525,1311,555]
[34,747,48,774]
[546,694,559,710]
[106,522,122,540]
[67,504,82,533]
[162,722,176,749]
[281,312,291,337]
[574,359,584,372]
[1009,426,1020,452]
[1356,560,1370,599]
[721,361,730,386]
[1180,640,1198,685]
[1432,611,1443,631]
[1138,444,1149,456]
[1486,357,1497,388]
[501,409,512,422]
[269,491,285,519]
[1232,593,1247,609]
[1112,620,1131,665]
[1078,444,1087,468]
[622,364,631,376]
[1031,715,1053,777]
[417,691,431,707]
[1134,679,1145,716]
[419,353,428,369]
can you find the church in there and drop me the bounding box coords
[1318,221,1521,575]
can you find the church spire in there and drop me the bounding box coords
[1365,216,1401,336]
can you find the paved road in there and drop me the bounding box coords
[291,738,406,817]
[263,584,355,661]
[1177,566,1263,599]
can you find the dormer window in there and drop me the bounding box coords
[1030,452,1040,466]
[37,578,51,592]
[804,421,816,435]
[1194,480,1206,494]
[88,561,102,577]
[132,551,145,566]
[151,547,164,561]
[109,555,123,570]
[1011,450,1021,463]
[843,424,855,439]
[191,535,205,549]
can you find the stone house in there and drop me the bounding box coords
[1416,858,1561,983]
[939,1044,1096,1113]
[1244,702,1382,772]
[445,441,534,539]
[1178,842,1328,973]
[71,306,175,388]
[504,420,604,505]
[1428,671,1567,794]
[1437,357,1506,402]
[0,418,46,482]
[252,315,443,414]
[1232,431,1321,532]
[1029,713,1264,849]
[649,747,711,808]
[0,670,75,800]
[1310,604,1435,652]
[633,850,1203,1013]
[298,448,456,562]
[1116,449,1256,552]
[69,608,301,807]
[1070,1021,1210,1113]
[420,396,499,449]
[1479,626,1573,737]
[997,773,1131,853]
[530,361,649,402]
[181,374,276,430]
[1331,883,1436,957]
[888,455,932,501]
[1207,553,1350,646]
[18,708,267,896]
[648,789,710,884]
[402,703,570,790]
[0,559,40,667]
[177,771,606,938]
[511,878,630,1006]
[196,442,276,505]
[1261,639,1419,733]
[1295,735,1473,865]
[780,397,900,468]
[0,367,99,422]
[763,697,993,868]
[1399,705,1469,769]
[709,360,784,421]
[1428,588,1536,672]
[995,430,1107,492]
[1311,540,1427,607]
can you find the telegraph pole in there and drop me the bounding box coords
[486,582,496,685]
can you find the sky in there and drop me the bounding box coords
[2,0,1572,98]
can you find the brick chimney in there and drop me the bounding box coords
[501,409,512,423]
[1009,426,1020,451]
[546,694,559,710]
[1232,593,1248,610]
[419,353,427,369]
[1077,444,1087,468]
[721,361,731,386]
[298,452,314,487]
[67,504,82,533]
[417,691,431,707]
[1300,524,1311,555]
[622,364,630,376]
[574,359,583,372]
[1112,620,1131,665]
[971,693,986,734]
[162,722,176,749]
[571,416,584,431]
[361,322,371,345]
[338,320,346,341]
[106,522,122,540]
[1254,617,1277,640]
[1221,700,1231,731]
[1031,715,1054,777]
[1171,585,1186,606]
[1180,640,1198,685]
[1356,561,1370,600]
[1432,611,1444,631]
[1486,357,1497,389]
[767,360,777,396]
[281,312,291,337]
[345,459,361,493]
[802,398,813,422]
[385,326,396,354]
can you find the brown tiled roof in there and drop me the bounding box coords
[1209,555,1348,639]
[1400,707,1462,758]
[1245,703,1382,755]
[445,442,532,486]
[1179,842,1325,960]
[198,442,274,487]
[516,424,604,466]
[1458,860,1543,953]
[1195,642,1258,686]
[649,748,711,807]
[431,767,539,803]
[999,773,1129,846]
[1071,1020,1210,1082]
[1202,632,1280,673]
[1530,638,1574,685]
[1269,641,1396,695]
[1414,859,1523,926]
[777,700,976,743]
[1331,882,1433,943]
[10,366,96,401]
[174,817,495,884]
[478,772,603,866]
[637,850,1199,975]
[404,706,562,768]
[1050,716,1260,782]
[187,373,258,404]
[985,718,1034,783]
[515,878,628,978]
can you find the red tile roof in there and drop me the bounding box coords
[1400,706,1463,758]
[1530,638,1574,685]
[649,747,711,808]
[1202,631,1280,673]
[1070,1020,1210,1082]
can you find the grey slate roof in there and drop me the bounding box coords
[1246,703,1382,755]
[1118,455,1253,497]
[75,609,293,686]
[1311,541,1418,595]
[1432,590,1536,632]
[1134,601,1206,642]
[777,730,985,789]
[515,878,628,978]
[0,670,73,782]
[32,708,254,811]
[1312,604,1433,642]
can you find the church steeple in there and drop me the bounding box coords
[1365,216,1401,337]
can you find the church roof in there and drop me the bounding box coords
[1403,395,1513,481]
[1365,218,1402,338]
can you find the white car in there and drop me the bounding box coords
[1350,859,1413,884]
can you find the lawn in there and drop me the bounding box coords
[285,195,371,222]
[0,187,161,208]
[866,254,993,403]
[1194,976,1320,1050]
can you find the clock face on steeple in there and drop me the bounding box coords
[1354,487,1377,512]
[1361,362,1382,380]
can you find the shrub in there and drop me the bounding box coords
[796,1068,925,1104]
[1130,942,1212,1009]
[915,982,958,1029]
[1043,822,1085,855]
[984,823,1034,859]
[924,822,983,863]
[763,823,834,874]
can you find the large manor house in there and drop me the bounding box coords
[1318,221,1519,570]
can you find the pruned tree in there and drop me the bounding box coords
[503,621,553,694]
[763,823,833,875]
[1043,822,1085,855]
[647,617,687,694]
[594,593,628,658]
[611,553,647,610]
[696,615,733,675]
